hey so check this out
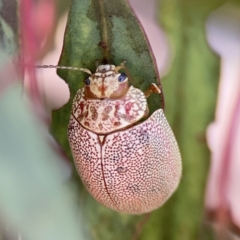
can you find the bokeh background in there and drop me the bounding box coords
[0,0,240,240]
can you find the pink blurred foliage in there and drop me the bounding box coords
[18,0,72,176]
[0,0,57,109]
[205,4,240,237]
[20,0,56,111]
[0,60,19,95]
[20,0,56,61]
[128,0,171,76]
[36,12,70,111]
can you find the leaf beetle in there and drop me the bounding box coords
[36,63,182,214]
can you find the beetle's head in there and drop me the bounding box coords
[84,64,129,99]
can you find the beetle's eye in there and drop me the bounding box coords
[118,73,127,82]
[85,78,91,85]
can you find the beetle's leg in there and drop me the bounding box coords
[143,83,161,117]
[143,107,150,118]
[144,83,161,98]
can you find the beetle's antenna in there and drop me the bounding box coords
[35,65,92,75]
[115,60,127,73]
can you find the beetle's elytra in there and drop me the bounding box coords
[67,63,182,214]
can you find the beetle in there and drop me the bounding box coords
[36,63,182,214]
